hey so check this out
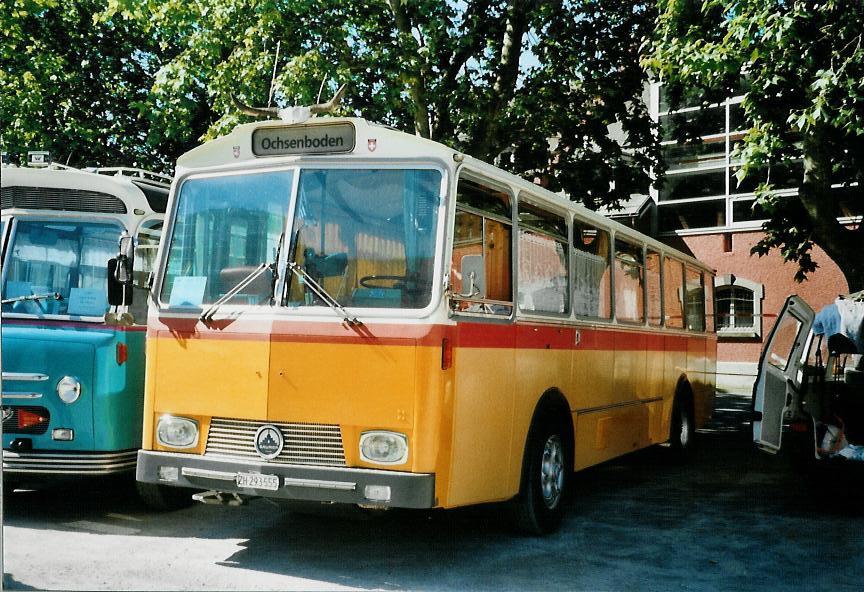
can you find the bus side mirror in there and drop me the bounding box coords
[107,233,135,306]
[459,255,485,299]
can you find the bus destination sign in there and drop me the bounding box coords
[252,122,356,157]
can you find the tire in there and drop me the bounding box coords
[668,391,695,458]
[510,410,572,535]
[136,481,195,511]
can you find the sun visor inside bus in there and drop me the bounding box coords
[132,180,169,214]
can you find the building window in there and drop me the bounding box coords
[714,275,764,339]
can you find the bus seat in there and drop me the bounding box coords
[219,266,272,301]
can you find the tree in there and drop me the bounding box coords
[645,0,864,291]
[103,0,657,209]
[0,0,183,172]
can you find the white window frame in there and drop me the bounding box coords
[714,274,764,339]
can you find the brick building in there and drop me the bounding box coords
[606,83,853,391]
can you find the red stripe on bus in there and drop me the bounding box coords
[149,316,710,352]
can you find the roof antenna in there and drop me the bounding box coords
[232,83,347,125]
[267,41,281,108]
[316,78,326,105]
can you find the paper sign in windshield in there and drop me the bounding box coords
[169,277,207,307]
[68,288,108,317]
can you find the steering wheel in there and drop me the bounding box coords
[359,275,408,289]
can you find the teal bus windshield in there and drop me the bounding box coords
[2,219,121,317]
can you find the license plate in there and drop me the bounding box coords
[236,472,280,491]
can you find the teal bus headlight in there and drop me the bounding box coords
[156,415,199,449]
[359,431,408,464]
[56,376,81,404]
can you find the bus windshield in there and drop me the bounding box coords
[2,219,122,317]
[284,168,442,310]
[161,170,293,308]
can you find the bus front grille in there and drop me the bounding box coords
[204,418,346,467]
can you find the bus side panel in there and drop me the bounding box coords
[615,331,647,404]
[660,335,689,442]
[686,335,709,429]
[92,329,146,451]
[694,335,717,427]
[445,322,515,507]
[413,343,454,505]
[509,323,574,498]
[573,405,648,470]
[571,329,616,470]
[645,335,669,442]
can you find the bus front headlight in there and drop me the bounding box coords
[359,431,408,465]
[156,415,199,449]
[56,376,81,404]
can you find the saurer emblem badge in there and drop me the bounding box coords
[254,425,284,460]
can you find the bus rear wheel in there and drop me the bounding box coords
[136,481,194,511]
[669,391,695,457]
[510,413,571,535]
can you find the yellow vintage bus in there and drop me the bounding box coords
[136,111,716,533]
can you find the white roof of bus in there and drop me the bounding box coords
[175,116,714,274]
[1,166,155,213]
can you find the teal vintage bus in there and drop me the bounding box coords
[1,159,177,505]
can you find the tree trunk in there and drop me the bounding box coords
[798,124,864,293]
[466,0,537,161]
[387,0,431,138]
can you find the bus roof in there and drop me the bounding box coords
[175,116,714,275]
[1,165,169,215]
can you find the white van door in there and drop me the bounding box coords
[753,295,814,453]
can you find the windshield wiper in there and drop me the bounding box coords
[2,292,63,305]
[286,261,361,326]
[199,262,272,322]
[270,231,285,306]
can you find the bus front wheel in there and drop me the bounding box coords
[509,412,572,535]
[136,481,194,511]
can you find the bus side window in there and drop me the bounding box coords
[517,198,568,315]
[704,276,715,332]
[614,238,645,324]
[450,177,513,316]
[646,249,662,327]
[685,265,706,331]
[664,257,685,329]
[572,220,611,319]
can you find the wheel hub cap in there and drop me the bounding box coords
[541,435,564,509]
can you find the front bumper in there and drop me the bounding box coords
[2,449,138,476]
[136,450,436,508]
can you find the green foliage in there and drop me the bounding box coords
[646,0,864,290]
[0,0,182,171]
[2,0,657,212]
